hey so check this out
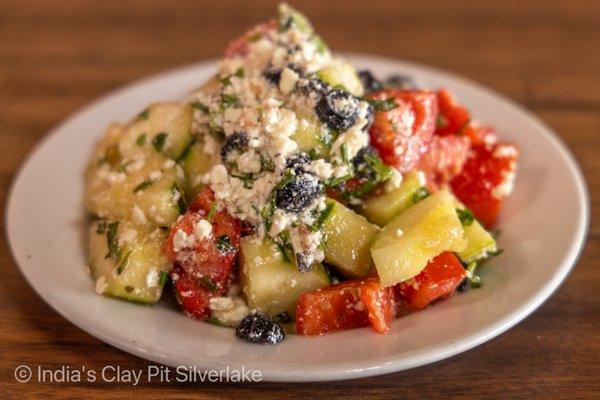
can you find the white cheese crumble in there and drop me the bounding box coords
[385,168,403,192]
[95,276,108,294]
[146,268,159,288]
[118,229,137,246]
[172,229,197,252]
[209,296,250,326]
[132,206,147,225]
[193,219,213,240]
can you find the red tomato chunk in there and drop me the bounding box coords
[296,277,394,336]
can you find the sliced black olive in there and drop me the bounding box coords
[285,152,311,173]
[315,89,359,132]
[385,74,417,90]
[352,146,378,181]
[235,312,285,344]
[295,252,312,273]
[275,172,321,213]
[358,70,383,93]
[263,68,282,85]
[220,131,249,163]
[298,78,329,98]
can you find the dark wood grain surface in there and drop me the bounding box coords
[1,0,598,398]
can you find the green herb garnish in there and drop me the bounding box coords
[456,208,474,227]
[206,202,218,222]
[314,202,335,230]
[96,221,107,234]
[137,108,150,121]
[366,97,397,112]
[191,101,210,114]
[215,235,236,254]
[133,179,156,193]
[116,250,132,275]
[106,221,120,261]
[158,271,169,286]
[206,317,226,326]
[136,133,146,146]
[177,137,196,162]
[199,276,218,292]
[412,187,430,203]
[152,133,168,152]
[221,94,240,108]
[171,183,187,214]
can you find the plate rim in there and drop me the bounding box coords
[5,54,590,382]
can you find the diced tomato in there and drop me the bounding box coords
[165,187,241,319]
[463,123,498,146]
[170,264,212,320]
[436,89,471,137]
[368,89,438,173]
[396,252,466,310]
[416,134,470,191]
[296,277,395,336]
[224,20,277,58]
[450,143,518,228]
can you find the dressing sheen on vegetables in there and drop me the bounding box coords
[84,3,518,343]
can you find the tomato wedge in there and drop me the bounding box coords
[396,252,466,310]
[296,277,394,336]
[165,187,241,319]
[416,134,470,191]
[450,143,519,228]
[368,89,438,173]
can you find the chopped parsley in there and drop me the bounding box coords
[137,108,150,121]
[221,93,240,108]
[158,271,169,286]
[365,97,397,112]
[456,208,474,227]
[340,143,350,164]
[136,133,146,146]
[319,129,336,149]
[171,183,187,214]
[206,202,218,222]
[152,132,168,152]
[206,317,226,327]
[191,101,210,114]
[116,250,132,275]
[106,221,120,261]
[133,179,156,193]
[412,187,430,204]
[215,235,236,254]
[176,137,196,162]
[96,221,107,234]
[198,276,218,292]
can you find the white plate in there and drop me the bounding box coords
[6,54,589,382]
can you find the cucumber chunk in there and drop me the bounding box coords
[86,152,184,227]
[362,171,423,226]
[317,63,364,97]
[291,107,329,158]
[89,220,170,303]
[181,141,214,199]
[370,190,467,286]
[322,199,379,277]
[120,102,194,161]
[240,236,330,316]
[457,219,498,263]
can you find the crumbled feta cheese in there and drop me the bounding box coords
[132,206,147,225]
[210,296,250,326]
[279,67,299,95]
[310,159,334,180]
[385,168,403,192]
[209,296,235,311]
[417,171,427,186]
[146,268,159,288]
[193,219,213,240]
[95,276,108,294]
[118,229,137,246]
[172,229,197,252]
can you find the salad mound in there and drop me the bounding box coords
[85,4,518,343]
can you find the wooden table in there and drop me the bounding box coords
[1,0,598,398]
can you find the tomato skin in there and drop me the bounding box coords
[450,143,518,228]
[224,20,277,58]
[417,134,471,191]
[296,277,394,336]
[368,90,438,173]
[435,89,471,137]
[396,252,465,310]
[165,187,241,319]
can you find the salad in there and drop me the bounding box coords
[85,4,518,344]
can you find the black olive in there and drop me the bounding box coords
[275,172,321,213]
[298,78,329,98]
[352,146,378,181]
[220,131,249,163]
[316,89,359,132]
[457,278,468,292]
[235,312,285,344]
[358,70,383,93]
[263,68,282,85]
[285,152,310,173]
[295,252,312,273]
[385,74,417,89]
